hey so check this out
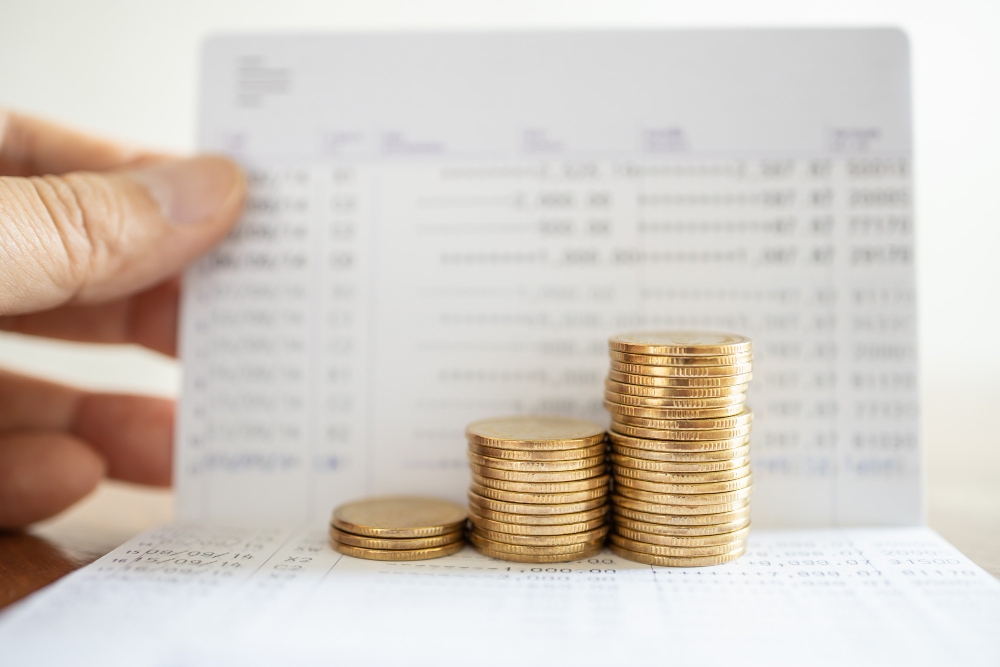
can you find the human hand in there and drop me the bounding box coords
[0,110,245,527]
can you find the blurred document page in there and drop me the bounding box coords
[182,30,917,525]
[1,526,997,666]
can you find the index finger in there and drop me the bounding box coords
[0,109,162,177]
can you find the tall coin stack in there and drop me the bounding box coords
[466,415,611,563]
[604,331,754,566]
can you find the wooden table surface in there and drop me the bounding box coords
[0,484,174,610]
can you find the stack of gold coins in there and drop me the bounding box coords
[604,331,753,567]
[466,415,611,563]
[331,496,467,560]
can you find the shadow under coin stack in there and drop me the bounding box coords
[466,415,611,563]
[604,331,754,566]
[331,496,467,561]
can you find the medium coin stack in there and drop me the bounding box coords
[466,415,611,563]
[331,496,467,560]
[604,331,754,567]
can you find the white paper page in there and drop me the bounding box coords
[181,30,917,526]
[0,525,996,666]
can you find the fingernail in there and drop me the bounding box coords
[128,156,244,225]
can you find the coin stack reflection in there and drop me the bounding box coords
[604,331,754,566]
[466,415,611,563]
[331,496,467,561]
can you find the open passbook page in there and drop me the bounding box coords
[0,526,997,665]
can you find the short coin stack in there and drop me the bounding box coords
[466,415,611,563]
[331,496,467,560]
[604,331,754,566]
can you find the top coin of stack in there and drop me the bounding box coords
[330,496,467,560]
[604,331,754,567]
[466,415,611,563]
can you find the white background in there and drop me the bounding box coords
[0,0,997,563]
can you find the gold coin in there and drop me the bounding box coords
[609,360,753,378]
[608,370,752,388]
[610,423,751,444]
[609,542,745,567]
[469,504,609,526]
[472,471,609,494]
[604,399,745,420]
[612,493,750,516]
[609,430,751,451]
[614,524,750,547]
[612,452,751,472]
[469,441,607,461]
[614,505,750,526]
[470,524,609,547]
[468,451,606,472]
[614,484,753,505]
[610,533,744,557]
[611,418,751,440]
[330,527,462,550]
[469,442,607,462]
[332,539,466,561]
[332,496,467,538]
[606,379,748,398]
[609,331,752,356]
[469,532,606,556]
[466,415,606,450]
[609,350,753,366]
[612,443,750,462]
[605,390,747,409]
[613,514,750,536]
[475,542,605,563]
[469,490,608,515]
[468,512,608,536]
[614,463,751,483]
[613,471,753,494]
[470,481,609,504]
[469,461,607,483]
[611,408,753,431]
[611,416,752,437]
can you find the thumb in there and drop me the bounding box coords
[0,156,245,315]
